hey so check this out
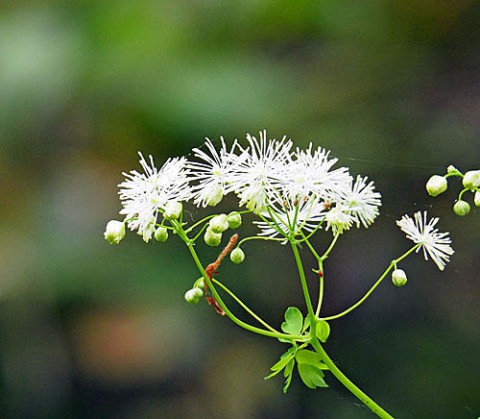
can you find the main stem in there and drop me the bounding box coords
[310,335,395,419]
[290,239,395,418]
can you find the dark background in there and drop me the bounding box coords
[0,1,479,418]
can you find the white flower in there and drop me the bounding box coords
[118,152,191,242]
[254,197,326,239]
[336,175,381,228]
[325,205,355,235]
[284,144,351,200]
[187,138,240,207]
[229,130,293,213]
[396,211,454,271]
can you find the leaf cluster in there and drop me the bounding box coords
[265,307,331,392]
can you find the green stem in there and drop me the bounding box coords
[184,236,305,341]
[290,241,315,318]
[321,244,421,321]
[320,232,340,261]
[315,260,325,317]
[310,335,395,419]
[212,278,280,334]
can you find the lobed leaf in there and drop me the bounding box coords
[281,306,304,334]
[297,363,328,389]
[295,349,328,370]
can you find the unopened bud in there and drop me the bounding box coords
[462,170,480,190]
[474,191,480,207]
[184,287,203,304]
[426,175,447,197]
[230,248,245,264]
[204,228,222,246]
[392,269,407,287]
[164,201,183,220]
[104,220,126,244]
[209,214,229,233]
[447,165,459,174]
[453,200,470,216]
[227,212,242,229]
[154,226,169,242]
[194,278,205,289]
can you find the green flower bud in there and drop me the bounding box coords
[391,269,407,287]
[164,201,183,220]
[154,226,169,242]
[474,191,480,207]
[230,248,245,264]
[426,175,447,197]
[453,200,470,216]
[204,228,222,246]
[194,278,205,289]
[184,287,203,304]
[209,214,229,233]
[462,170,480,190]
[447,165,459,174]
[104,220,126,244]
[227,211,242,229]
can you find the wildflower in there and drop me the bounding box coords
[187,138,240,207]
[396,211,454,271]
[325,205,354,235]
[229,130,293,213]
[254,197,326,239]
[118,153,191,242]
[335,175,381,228]
[285,144,351,201]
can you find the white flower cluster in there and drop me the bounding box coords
[116,131,382,241]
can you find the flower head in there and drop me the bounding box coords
[118,153,191,242]
[187,138,240,207]
[396,211,454,271]
[254,197,326,239]
[285,144,351,200]
[229,130,292,213]
[325,205,355,235]
[335,175,382,228]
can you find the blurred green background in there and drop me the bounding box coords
[0,1,479,418]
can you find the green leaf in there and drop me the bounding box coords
[315,319,331,343]
[297,363,328,389]
[281,306,303,334]
[301,314,312,333]
[284,358,295,378]
[283,359,295,393]
[295,349,328,370]
[264,347,296,380]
